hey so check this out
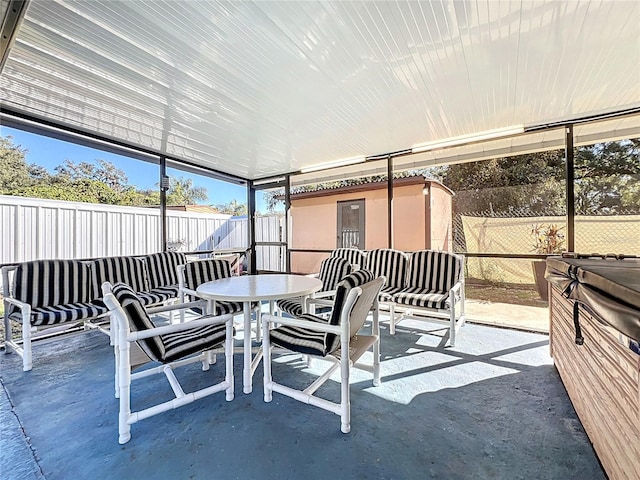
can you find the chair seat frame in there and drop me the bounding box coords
[103,286,234,444]
[261,277,383,434]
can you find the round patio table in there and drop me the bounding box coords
[197,274,322,394]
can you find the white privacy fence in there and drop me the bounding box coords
[0,195,284,270]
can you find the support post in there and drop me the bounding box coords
[248,181,257,274]
[387,155,393,248]
[565,125,575,253]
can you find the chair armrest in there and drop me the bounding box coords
[449,281,463,296]
[128,313,233,342]
[1,265,18,298]
[313,290,335,299]
[3,296,29,310]
[261,314,341,335]
[305,273,320,279]
[179,286,199,297]
[146,300,206,315]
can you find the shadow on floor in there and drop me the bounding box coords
[0,322,604,480]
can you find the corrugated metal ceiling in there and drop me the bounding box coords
[1,0,639,182]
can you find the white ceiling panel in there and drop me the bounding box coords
[1,0,639,181]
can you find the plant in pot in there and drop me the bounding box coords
[530,223,565,301]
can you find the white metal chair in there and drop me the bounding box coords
[261,270,384,433]
[102,282,234,444]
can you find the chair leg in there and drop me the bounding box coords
[372,307,381,386]
[389,303,396,335]
[118,339,132,444]
[254,305,262,343]
[225,318,234,401]
[340,338,351,434]
[262,317,273,403]
[21,311,32,372]
[449,306,456,347]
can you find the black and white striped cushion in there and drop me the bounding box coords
[365,249,408,290]
[407,251,462,293]
[325,269,376,353]
[185,259,245,315]
[9,301,108,326]
[112,282,165,362]
[160,318,227,363]
[269,313,330,356]
[111,283,227,364]
[13,259,94,310]
[92,256,149,298]
[137,286,180,307]
[277,257,352,317]
[270,270,376,356]
[392,288,450,309]
[379,286,404,302]
[185,259,231,289]
[330,248,367,268]
[276,297,304,317]
[145,252,186,290]
[318,257,352,291]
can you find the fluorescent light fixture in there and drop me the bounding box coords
[411,125,524,153]
[253,176,286,186]
[300,155,366,173]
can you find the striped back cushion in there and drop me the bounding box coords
[145,252,186,289]
[325,269,376,353]
[92,256,149,298]
[184,259,231,290]
[331,248,367,268]
[13,259,94,309]
[329,269,376,327]
[365,249,408,290]
[111,282,164,362]
[318,257,352,292]
[408,250,463,292]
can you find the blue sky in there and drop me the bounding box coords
[2,126,271,211]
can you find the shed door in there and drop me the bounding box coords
[337,199,365,249]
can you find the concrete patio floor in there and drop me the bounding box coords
[1,318,604,480]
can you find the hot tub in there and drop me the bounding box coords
[546,254,639,480]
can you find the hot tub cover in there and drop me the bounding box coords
[546,255,640,344]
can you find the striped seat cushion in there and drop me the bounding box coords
[188,300,244,316]
[9,301,108,326]
[92,256,149,299]
[379,286,404,302]
[365,249,408,291]
[392,288,450,310]
[9,259,97,324]
[407,250,463,293]
[269,313,331,356]
[111,283,227,363]
[276,297,304,317]
[271,270,376,356]
[137,286,180,307]
[145,252,186,290]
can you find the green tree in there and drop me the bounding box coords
[574,140,640,213]
[438,150,566,214]
[0,136,33,192]
[215,199,247,216]
[166,177,208,205]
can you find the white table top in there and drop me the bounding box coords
[196,274,322,302]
